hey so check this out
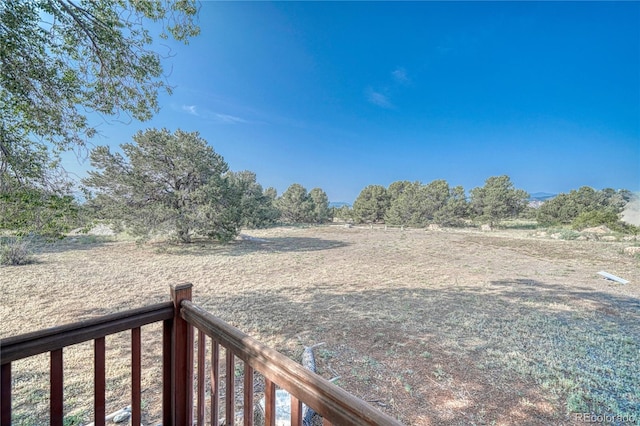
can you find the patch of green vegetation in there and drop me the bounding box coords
[13,411,87,426]
[544,227,581,240]
[432,365,448,381]
[11,415,35,426]
[571,210,640,234]
[478,312,639,418]
[317,348,335,360]
[234,362,244,378]
[63,414,85,426]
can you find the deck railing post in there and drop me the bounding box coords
[170,283,193,426]
[1,363,11,426]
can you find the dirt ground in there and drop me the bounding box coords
[1,225,639,425]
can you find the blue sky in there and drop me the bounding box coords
[65,1,639,203]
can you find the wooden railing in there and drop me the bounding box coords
[1,283,403,426]
[0,301,175,426]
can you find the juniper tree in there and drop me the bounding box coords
[385,180,458,227]
[470,175,529,226]
[84,129,240,243]
[278,183,315,223]
[309,187,331,223]
[435,185,469,226]
[387,180,411,204]
[353,185,389,224]
[228,170,280,229]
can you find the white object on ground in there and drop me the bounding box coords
[597,271,629,285]
[84,406,131,426]
[259,389,292,426]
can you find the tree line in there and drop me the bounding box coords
[345,176,528,227]
[338,179,635,233]
[2,126,636,243]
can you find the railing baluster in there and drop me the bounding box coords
[131,327,141,426]
[162,318,172,426]
[225,350,234,426]
[210,340,220,426]
[291,395,302,426]
[1,363,11,426]
[197,330,205,426]
[94,337,106,426]
[50,349,63,426]
[243,363,254,426]
[264,378,276,426]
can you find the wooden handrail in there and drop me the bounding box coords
[0,302,174,364]
[180,300,403,426]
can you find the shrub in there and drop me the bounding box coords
[0,239,34,266]
[559,229,581,240]
[571,210,618,230]
[0,188,81,239]
[572,210,640,234]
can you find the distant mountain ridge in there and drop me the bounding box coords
[529,192,556,202]
[329,192,558,209]
[329,193,555,208]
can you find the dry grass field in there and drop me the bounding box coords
[2,225,639,425]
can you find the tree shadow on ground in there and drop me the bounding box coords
[195,278,640,425]
[168,237,350,257]
[24,235,118,255]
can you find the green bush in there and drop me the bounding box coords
[571,210,618,230]
[559,229,581,240]
[0,239,34,266]
[571,210,640,234]
[0,188,81,239]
